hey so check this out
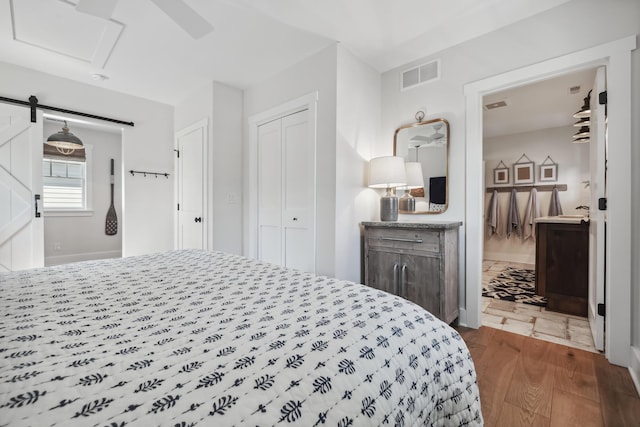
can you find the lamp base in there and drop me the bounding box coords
[380,195,398,221]
[399,193,415,212]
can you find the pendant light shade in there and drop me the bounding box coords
[573,126,590,139]
[573,90,592,119]
[573,117,590,127]
[46,121,84,155]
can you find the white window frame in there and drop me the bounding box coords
[43,144,93,217]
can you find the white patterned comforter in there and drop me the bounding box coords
[0,250,482,426]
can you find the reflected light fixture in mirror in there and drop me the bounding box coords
[368,156,406,221]
[46,121,84,155]
[399,162,424,212]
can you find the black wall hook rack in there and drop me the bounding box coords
[129,170,170,178]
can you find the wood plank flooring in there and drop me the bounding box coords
[456,326,640,426]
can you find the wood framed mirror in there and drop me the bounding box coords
[393,118,449,214]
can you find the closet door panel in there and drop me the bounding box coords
[282,110,314,271]
[258,119,282,264]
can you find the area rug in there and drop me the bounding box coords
[482,267,547,307]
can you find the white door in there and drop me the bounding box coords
[0,104,44,271]
[588,66,606,351]
[176,121,206,250]
[258,109,315,272]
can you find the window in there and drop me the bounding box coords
[42,159,86,209]
[42,144,92,214]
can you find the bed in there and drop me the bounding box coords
[0,250,482,426]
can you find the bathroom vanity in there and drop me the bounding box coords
[535,216,589,316]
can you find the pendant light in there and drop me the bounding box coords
[46,121,84,155]
[573,90,592,118]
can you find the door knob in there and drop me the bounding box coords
[194,217,202,223]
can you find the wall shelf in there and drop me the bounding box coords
[485,184,567,193]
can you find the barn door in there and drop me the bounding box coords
[0,104,44,271]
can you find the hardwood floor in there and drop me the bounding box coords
[456,326,640,426]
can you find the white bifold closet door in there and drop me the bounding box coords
[258,109,315,273]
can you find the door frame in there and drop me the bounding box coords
[245,91,318,261]
[174,118,209,250]
[464,36,635,366]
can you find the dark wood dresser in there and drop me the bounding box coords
[535,219,589,316]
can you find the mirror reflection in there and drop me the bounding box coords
[393,118,449,214]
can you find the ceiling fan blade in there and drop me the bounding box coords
[150,0,213,39]
[75,0,119,20]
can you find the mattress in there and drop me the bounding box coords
[0,250,482,426]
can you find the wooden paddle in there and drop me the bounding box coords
[105,158,117,235]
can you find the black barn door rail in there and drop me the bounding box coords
[0,95,134,127]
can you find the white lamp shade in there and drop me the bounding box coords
[368,156,407,188]
[404,162,424,189]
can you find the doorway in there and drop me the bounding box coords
[480,69,597,352]
[42,115,123,265]
[464,36,634,366]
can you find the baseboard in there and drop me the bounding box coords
[45,250,122,266]
[457,307,468,327]
[483,251,535,265]
[630,346,640,396]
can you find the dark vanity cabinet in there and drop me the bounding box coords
[362,222,461,324]
[535,220,589,316]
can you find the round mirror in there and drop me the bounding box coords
[393,118,449,214]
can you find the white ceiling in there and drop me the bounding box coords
[0,0,572,106]
[483,67,597,139]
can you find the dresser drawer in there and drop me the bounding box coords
[365,227,440,253]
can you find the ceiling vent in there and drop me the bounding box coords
[401,59,440,90]
[569,85,581,94]
[483,100,508,110]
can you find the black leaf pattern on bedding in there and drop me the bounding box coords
[149,394,180,414]
[279,400,303,422]
[197,372,224,389]
[127,360,153,370]
[179,361,203,373]
[253,374,275,390]
[78,373,108,386]
[7,371,41,382]
[134,378,164,393]
[2,390,46,408]
[72,397,114,417]
[361,396,376,417]
[209,395,238,416]
[312,376,331,394]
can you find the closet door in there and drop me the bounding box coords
[257,109,315,273]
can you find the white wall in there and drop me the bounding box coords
[211,82,243,255]
[483,126,589,264]
[243,45,338,277]
[0,61,175,256]
[381,0,639,358]
[43,122,122,265]
[175,81,243,255]
[335,46,382,282]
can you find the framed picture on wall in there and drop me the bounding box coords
[513,161,534,185]
[493,160,509,184]
[539,164,558,182]
[493,167,509,184]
